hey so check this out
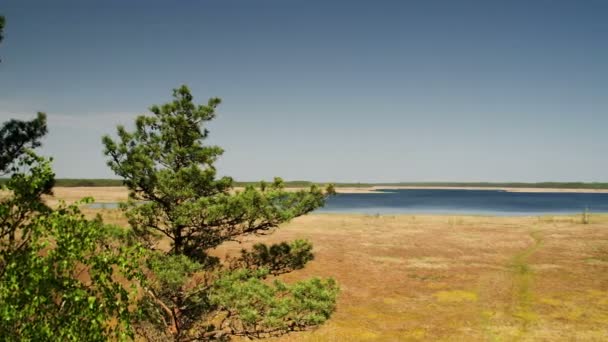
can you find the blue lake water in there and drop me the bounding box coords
[87,189,608,216]
[316,189,608,216]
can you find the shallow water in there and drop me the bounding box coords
[316,189,608,215]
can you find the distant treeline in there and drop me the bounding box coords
[3,179,608,189]
[0,178,125,187]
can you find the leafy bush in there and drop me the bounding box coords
[0,113,144,341]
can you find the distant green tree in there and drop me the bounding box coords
[0,112,48,174]
[103,86,338,340]
[0,15,5,44]
[0,114,144,341]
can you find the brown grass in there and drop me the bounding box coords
[64,186,608,341]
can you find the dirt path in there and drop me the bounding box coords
[509,230,543,337]
[477,229,544,341]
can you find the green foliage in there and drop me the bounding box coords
[0,165,145,340]
[137,253,211,339]
[0,200,144,341]
[147,253,204,297]
[0,152,54,252]
[0,112,48,173]
[1,115,54,258]
[0,114,144,341]
[231,239,314,275]
[209,269,339,338]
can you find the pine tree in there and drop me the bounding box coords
[103,85,333,259]
[103,85,338,339]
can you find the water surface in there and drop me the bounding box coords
[317,189,608,215]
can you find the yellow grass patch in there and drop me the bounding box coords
[434,290,478,303]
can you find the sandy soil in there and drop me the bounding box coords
[82,205,608,341]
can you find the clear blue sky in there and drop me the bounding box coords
[1,0,607,182]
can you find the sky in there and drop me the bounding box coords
[1,0,607,182]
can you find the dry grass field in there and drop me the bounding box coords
[63,188,608,340]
